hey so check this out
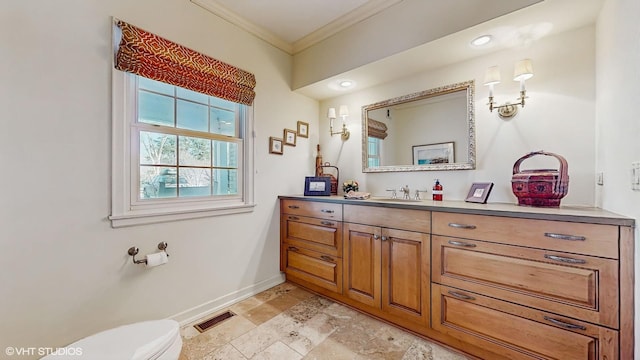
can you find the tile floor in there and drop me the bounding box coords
[179,282,470,360]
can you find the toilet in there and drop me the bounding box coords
[41,319,182,360]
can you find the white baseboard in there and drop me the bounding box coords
[169,274,285,326]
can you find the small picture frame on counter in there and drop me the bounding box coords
[304,176,331,196]
[465,182,494,203]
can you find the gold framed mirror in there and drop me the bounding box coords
[362,80,475,172]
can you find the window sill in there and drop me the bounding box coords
[109,203,256,228]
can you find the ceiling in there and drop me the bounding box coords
[191,0,604,100]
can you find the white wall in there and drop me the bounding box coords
[0,0,318,356]
[320,26,596,206]
[596,0,640,355]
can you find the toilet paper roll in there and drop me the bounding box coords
[145,251,168,268]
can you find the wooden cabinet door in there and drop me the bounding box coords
[343,223,381,308]
[381,228,430,325]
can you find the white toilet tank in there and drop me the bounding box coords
[41,319,182,360]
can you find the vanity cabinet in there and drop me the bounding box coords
[278,196,634,360]
[343,205,430,325]
[280,199,343,293]
[431,211,629,360]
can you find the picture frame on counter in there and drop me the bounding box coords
[304,176,331,196]
[465,182,494,203]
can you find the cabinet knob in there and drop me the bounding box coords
[373,235,380,240]
[321,221,335,226]
[320,255,334,262]
[320,209,335,213]
[381,236,388,241]
[288,205,300,209]
[288,246,299,252]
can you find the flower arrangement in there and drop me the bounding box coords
[342,180,359,194]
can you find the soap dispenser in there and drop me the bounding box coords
[432,179,443,201]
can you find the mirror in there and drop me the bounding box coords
[361,80,475,172]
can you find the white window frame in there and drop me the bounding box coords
[110,71,255,228]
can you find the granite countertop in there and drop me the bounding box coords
[278,195,635,227]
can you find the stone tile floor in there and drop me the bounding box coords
[179,282,469,360]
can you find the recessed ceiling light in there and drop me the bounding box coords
[471,35,493,46]
[339,80,353,88]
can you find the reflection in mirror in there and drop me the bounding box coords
[362,80,475,172]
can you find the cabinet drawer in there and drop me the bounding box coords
[284,246,342,294]
[344,204,430,233]
[282,214,342,256]
[281,199,342,220]
[432,235,618,328]
[432,284,618,360]
[432,212,618,259]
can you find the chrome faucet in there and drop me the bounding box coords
[400,185,410,199]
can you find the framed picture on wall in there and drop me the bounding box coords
[412,142,454,165]
[269,137,283,155]
[284,128,297,146]
[297,121,309,138]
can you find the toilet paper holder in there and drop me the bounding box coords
[127,242,169,265]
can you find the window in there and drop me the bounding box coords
[110,73,255,227]
[368,137,381,167]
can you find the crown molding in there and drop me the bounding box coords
[190,0,293,54]
[292,0,403,53]
[190,0,403,55]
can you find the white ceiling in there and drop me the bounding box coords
[190,0,604,100]
[190,0,402,54]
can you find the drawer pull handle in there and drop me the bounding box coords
[448,240,477,248]
[448,223,477,229]
[543,316,586,330]
[320,209,335,213]
[288,246,299,252]
[320,221,335,226]
[544,232,586,241]
[448,291,476,301]
[544,254,586,264]
[320,255,334,262]
[288,216,300,221]
[288,205,300,209]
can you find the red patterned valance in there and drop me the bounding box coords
[114,20,256,105]
[368,118,388,139]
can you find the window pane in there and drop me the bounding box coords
[140,132,177,165]
[213,141,238,167]
[210,97,235,111]
[210,108,236,136]
[179,168,211,197]
[179,136,211,166]
[140,166,178,199]
[177,100,208,132]
[177,87,208,104]
[139,91,174,126]
[213,169,238,195]
[139,77,174,95]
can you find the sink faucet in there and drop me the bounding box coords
[400,185,410,199]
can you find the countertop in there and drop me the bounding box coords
[278,195,635,227]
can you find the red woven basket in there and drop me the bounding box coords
[511,151,569,207]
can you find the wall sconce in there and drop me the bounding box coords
[484,59,534,119]
[328,105,350,140]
